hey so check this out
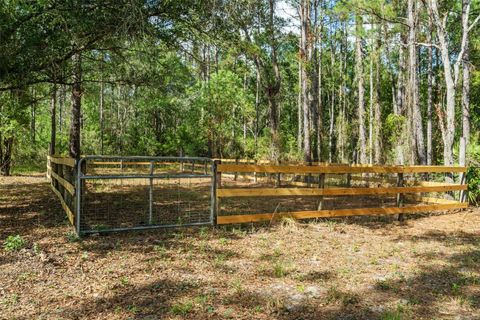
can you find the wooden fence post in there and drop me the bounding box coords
[216,160,222,188]
[317,173,325,210]
[234,158,238,181]
[459,137,467,203]
[396,172,404,221]
[212,160,221,225]
[276,160,281,187]
[254,159,258,183]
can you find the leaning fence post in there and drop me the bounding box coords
[396,172,404,221]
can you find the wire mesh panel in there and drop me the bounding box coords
[77,156,213,234]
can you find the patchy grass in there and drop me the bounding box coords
[1,175,480,319]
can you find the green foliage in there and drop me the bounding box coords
[467,166,480,204]
[3,235,26,251]
[170,301,193,315]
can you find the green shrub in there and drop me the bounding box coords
[467,166,480,205]
[3,235,26,251]
[170,301,193,315]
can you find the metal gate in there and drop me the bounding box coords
[75,156,215,234]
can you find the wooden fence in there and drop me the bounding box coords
[46,155,469,230]
[214,163,468,225]
[46,156,76,225]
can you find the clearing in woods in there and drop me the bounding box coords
[1,174,479,319]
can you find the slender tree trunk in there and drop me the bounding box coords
[99,70,105,155]
[373,21,382,164]
[461,0,471,148]
[355,14,367,164]
[298,40,303,154]
[31,98,36,144]
[429,0,455,168]
[255,64,260,155]
[1,137,13,176]
[69,52,82,159]
[328,40,335,163]
[427,15,433,165]
[267,0,281,161]
[369,36,374,165]
[408,0,426,164]
[316,7,323,161]
[300,0,311,162]
[311,0,320,161]
[58,83,65,134]
[49,83,57,155]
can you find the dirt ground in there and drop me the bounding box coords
[1,174,479,320]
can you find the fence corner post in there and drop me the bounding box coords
[75,157,82,236]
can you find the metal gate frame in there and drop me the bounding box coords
[75,156,217,235]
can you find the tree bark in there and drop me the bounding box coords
[427,14,433,165]
[408,0,426,164]
[300,0,311,162]
[297,45,303,154]
[99,70,105,155]
[355,14,367,164]
[316,3,323,161]
[49,83,57,155]
[69,52,82,159]
[1,136,13,176]
[267,0,281,161]
[461,0,471,148]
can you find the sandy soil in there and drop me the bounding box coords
[0,174,479,319]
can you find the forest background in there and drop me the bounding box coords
[1,0,479,198]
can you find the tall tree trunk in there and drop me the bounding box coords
[254,64,260,155]
[373,20,382,164]
[58,83,66,134]
[408,0,426,164]
[69,52,82,159]
[316,5,323,161]
[99,59,105,155]
[429,0,455,168]
[300,0,311,162]
[31,96,36,144]
[49,83,57,155]
[328,39,335,163]
[311,0,320,161]
[297,38,303,154]
[1,137,13,176]
[461,0,471,148]
[427,14,433,165]
[369,34,374,165]
[267,0,281,161]
[355,14,367,164]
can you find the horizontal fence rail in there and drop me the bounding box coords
[214,163,468,225]
[47,156,76,225]
[217,164,466,174]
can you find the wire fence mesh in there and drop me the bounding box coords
[77,157,213,234]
